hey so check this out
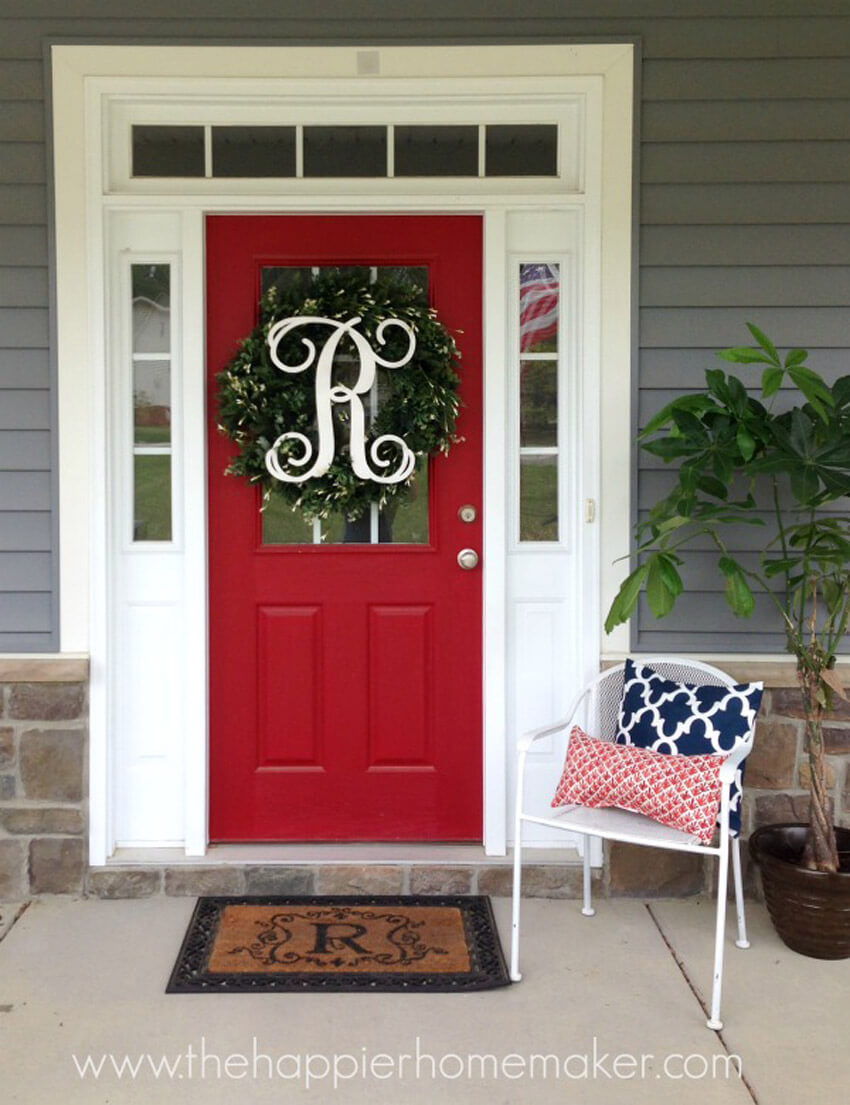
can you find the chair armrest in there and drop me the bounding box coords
[718,742,750,784]
[516,684,596,755]
[516,719,572,754]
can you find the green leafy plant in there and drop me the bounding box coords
[606,324,850,872]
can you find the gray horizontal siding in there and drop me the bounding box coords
[0,632,53,650]
[641,267,850,307]
[641,308,850,349]
[642,183,850,225]
[0,511,52,550]
[643,225,850,266]
[643,101,850,143]
[0,348,49,387]
[0,592,51,631]
[0,3,847,654]
[0,472,51,510]
[0,145,46,184]
[642,142,850,185]
[0,551,51,590]
[0,308,49,347]
[0,430,50,468]
[0,267,48,307]
[0,226,47,266]
[0,389,50,429]
[0,184,47,225]
[640,348,850,387]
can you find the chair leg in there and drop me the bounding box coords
[510,820,523,982]
[707,841,731,1031]
[581,835,595,916]
[730,837,750,949]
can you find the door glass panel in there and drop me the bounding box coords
[259,265,430,546]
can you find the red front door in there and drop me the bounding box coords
[207,215,483,841]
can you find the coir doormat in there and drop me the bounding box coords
[167,895,510,993]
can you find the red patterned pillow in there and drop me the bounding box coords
[551,726,723,844]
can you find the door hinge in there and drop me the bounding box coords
[584,498,596,524]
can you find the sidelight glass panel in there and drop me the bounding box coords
[519,263,559,353]
[133,359,171,445]
[132,263,173,542]
[520,456,558,542]
[133,455,172,541]
[520,361,557,448]
[518,261,561,543]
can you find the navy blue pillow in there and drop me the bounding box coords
[615,659,763,837]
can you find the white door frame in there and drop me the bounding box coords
[50,45,634,865]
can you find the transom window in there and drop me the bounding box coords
[131,123,559,179]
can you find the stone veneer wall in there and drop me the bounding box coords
[0,660,88,901]
[1,660,848,902]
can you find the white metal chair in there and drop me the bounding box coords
[510,657,756,1031]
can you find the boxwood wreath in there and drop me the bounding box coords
[216,268,463,523]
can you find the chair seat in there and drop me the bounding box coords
[530,804,719,853]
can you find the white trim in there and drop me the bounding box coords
[51,44,635,864]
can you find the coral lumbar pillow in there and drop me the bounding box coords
[551,726,723,844]
[615,659,763,836]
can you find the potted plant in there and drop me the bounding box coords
[605,324,850,957]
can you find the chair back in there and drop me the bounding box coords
[588,657,736,744]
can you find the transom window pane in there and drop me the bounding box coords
[303,126,387,177]
[132,125,205,178]
[486,124,558,176]
[394,126,479,177]
[212,126,296,178]
[260,265,430,546]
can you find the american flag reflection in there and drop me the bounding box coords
[519,263,559,352]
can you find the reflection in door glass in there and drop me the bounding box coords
[259,265,431,546]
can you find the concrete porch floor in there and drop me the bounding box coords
[0,896,847,1104]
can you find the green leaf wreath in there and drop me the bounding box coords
[216,267,463,522]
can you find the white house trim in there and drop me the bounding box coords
[50,44,635,865]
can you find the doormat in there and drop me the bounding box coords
[167,895,511,993]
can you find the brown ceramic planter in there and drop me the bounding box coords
[750,823,850,960]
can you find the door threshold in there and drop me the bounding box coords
[109,842,581,866]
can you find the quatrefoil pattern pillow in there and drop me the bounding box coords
[551,726,724,845]
[615,659,764,836]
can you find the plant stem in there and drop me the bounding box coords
[797,660,840,872]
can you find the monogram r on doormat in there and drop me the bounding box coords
[167,896,510,993]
